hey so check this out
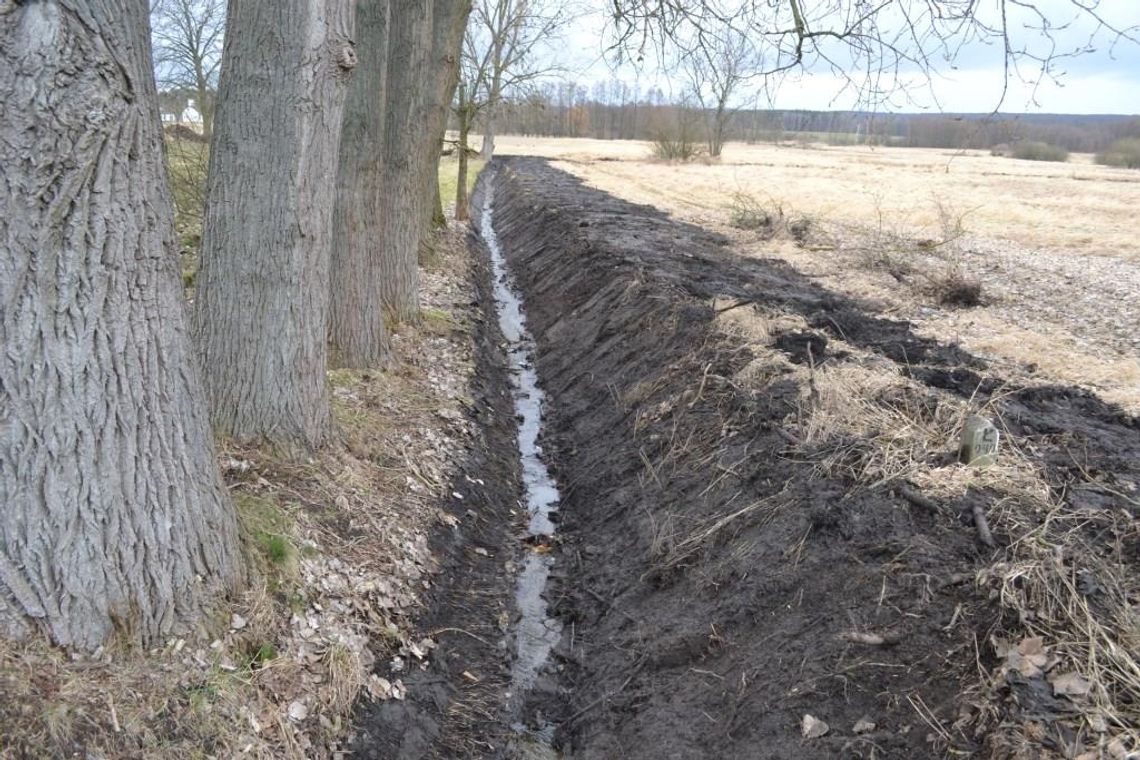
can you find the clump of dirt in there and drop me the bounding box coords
[774,329,829,364]
[486,158,1140,759]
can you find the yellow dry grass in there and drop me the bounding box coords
[492,136,1140,260]
[717,308,1140,753]
[490,135,1140,414]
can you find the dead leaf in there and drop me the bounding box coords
[801,714,829,739]
[1050,671,1092,698]
[1004,636,1050,678]
[369,676,393,700]
[1107,736,1132,759]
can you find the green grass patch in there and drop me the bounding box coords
[234,492,298,579]
[420,306,462,336]
[438,154,484,212]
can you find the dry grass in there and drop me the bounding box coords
[490,136,1140,415]
[490,136,1140,260]
[717,304,1140,756]
[0,225,478,759]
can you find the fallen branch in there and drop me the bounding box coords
[775,427,803,447]
[898,484,941,513]
[839,630,901,647]
[428,626,495,648]
[972,503,996,549]
[715,298,756,314]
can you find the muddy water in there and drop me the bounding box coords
[481,178,563,755]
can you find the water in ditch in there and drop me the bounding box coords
[481,178,563,757]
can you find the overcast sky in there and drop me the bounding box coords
[548,0,1140,114]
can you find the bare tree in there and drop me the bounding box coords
[464,0,569,160]
[150,0,224,138]
[420,0,470,232]
[454,80,479,220]
[373,2,433,323]
[1,0,243,650]
[374,0,469,323]
[193,0,357,449]
[330,0,392,368]
[610,1,1139,112]
[681,26,758,156]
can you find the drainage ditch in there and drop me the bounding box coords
[481,175,563,754]
[354,158,1140,759]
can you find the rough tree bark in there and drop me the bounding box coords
[375,1,434,322]
[431,155,447,230]
[194,0,357,447]
[423,0,469,228]
[376,0,469,321]
[0,0,243,650]
[330,0,391,369]
[456,82,473,221]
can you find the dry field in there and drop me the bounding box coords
[490,135,1140,413]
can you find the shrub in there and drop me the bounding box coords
[163,123,208,143]
[1095,138,1140,169]
[1009,141,1069,162]
[728,191,782,234]
[652,132,700,161]
[930,268,984,307]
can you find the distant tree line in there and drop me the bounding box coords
[466,80,1140,153]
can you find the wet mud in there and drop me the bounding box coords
[484,158,1139,759]
[350,198,528,759]
[352,158,1139,759]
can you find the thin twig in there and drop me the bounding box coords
[428,627,495,648]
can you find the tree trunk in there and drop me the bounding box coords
[194,0,357,448]
[456,90,471,221]
[375,1,433,322]
[480,101,496,160]
[431,160,447,230]
[329,0,391,369]
[376,0,468,322]
[0,0,243,651]
[194,61,213,140]
[424,0,467,233]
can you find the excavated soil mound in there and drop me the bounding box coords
[484,158,1140,759]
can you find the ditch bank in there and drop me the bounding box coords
[479,158,1140,759]
[352,158,1138,759]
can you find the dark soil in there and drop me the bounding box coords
[349,223,528,759]
[482,158,1140,759]
[351,158,1140,759]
